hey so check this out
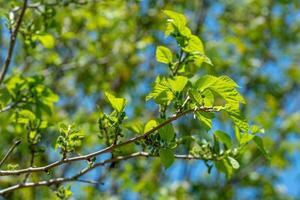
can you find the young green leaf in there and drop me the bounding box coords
[144,120,158,133]
[167,76,188,92]
[225,103,249,133]
[183,35,204,54]
[192,53,213,66]
[105,92,127,112]
[240,133,255,144]
[189,89,214,107]
[253,136,270,160]
[214,130,232,149]
[18,110,36,121]
[195,111,214,130]
[163,10,191,38]
[159,149,174,168]
[125,121,144,134]
[194,75,218,91]
[215,159,233,178]
[34,34,55,49]
[163,10,187,28]
[156,46,173,64]
[159,123,175,142]
[212,76,245,104]
[146,76,174,105]
[195,75,245,104]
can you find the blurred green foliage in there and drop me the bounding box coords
[0,0,299,199]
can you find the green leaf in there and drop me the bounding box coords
[240,133,255,144]
[159,149,174,168]
[144,120,158,133]
[5,75,26,98]
[156,46,173,64]
[56,185,73,200]
[125,121,144,134]
[14,110,36,124]
[228,156,240,169]
[253,136,270,160]
[234,126,241,143]
[194,75,218,91]
[195,75,245,104]
[146,76,174,105]
[56,124,85,153]
[195,111,214,130]
[212,76,245,104]
[159,123,175,142]
[167,76,188,92]
[225,103,249,133]
[43,90,59,104]
[163,10,187,28]
[192,53,213,66]
[105,92,127,112]
[251,125,265,134]
[34,34,55,49]
[39,121,49,129]
[18,110,36,121]
[215,159,233,178]
[189,88,214,107]
[183,35,204,54]
[214,130,232,149]
[163,10,191,38]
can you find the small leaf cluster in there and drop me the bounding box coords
[55,185,72,200]
[97,92,127,145]
[1,75,58,147]
[55,123,84,157]
[1,74,59,116]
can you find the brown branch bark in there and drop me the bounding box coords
[0,106,215,176]
[0,152,205,195]
[0,140,21,168]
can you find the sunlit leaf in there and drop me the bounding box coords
[183,35,204,54]
[105,92,127,112]
[144,120,158,133]
[34,34,55,49]
[167,76,188,92]
[156,46,173,64]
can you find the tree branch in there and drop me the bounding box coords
[0,106,215,176]
[0,103,15,113]
[0,152,205,195]
[0,0,28,84]
[0,140,21,168]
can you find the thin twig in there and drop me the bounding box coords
[76,179,103,185]
[172,49,184,76]
[0,103,15,113]
[23,150,35,183]
[0,140,21,168]
[0,152,205,195]
[0,98,27,113]
[0,0,28,84]
[0,106,215,176]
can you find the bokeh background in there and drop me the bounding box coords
[0,0,300,199]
